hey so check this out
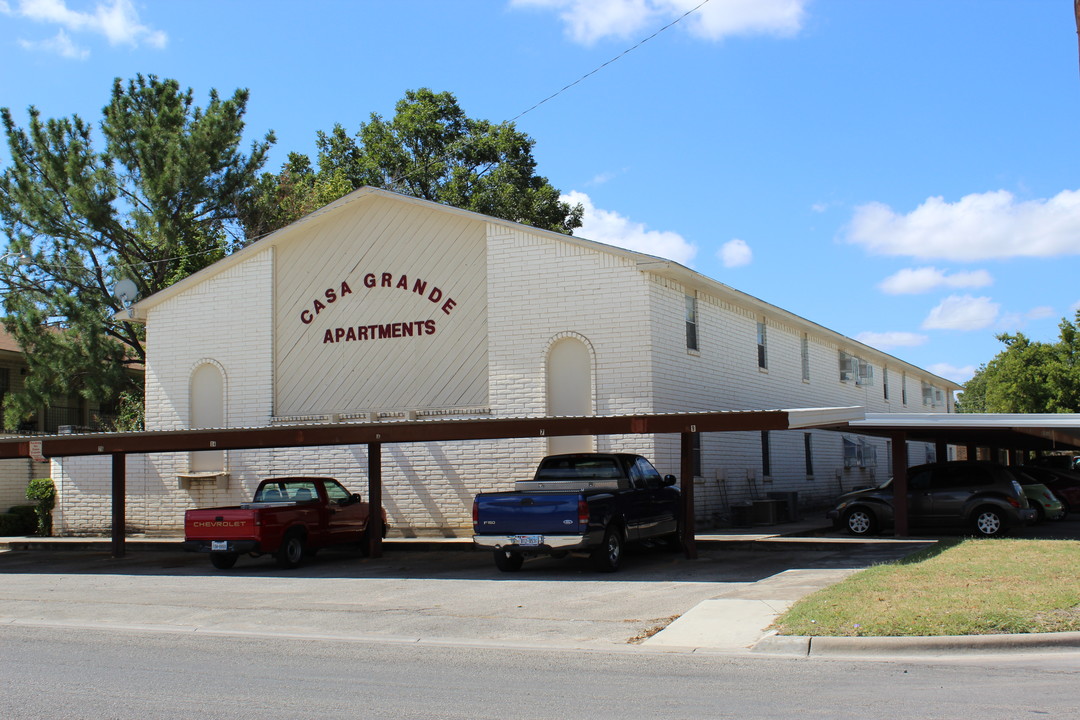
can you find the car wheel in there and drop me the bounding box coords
[493,548,523,572]
[1032,503,1045,524]
[210,552,238,570]
[972,507,1006,537]
[275,530,306,569]
[843,507,877,536]
[591,526,623,572]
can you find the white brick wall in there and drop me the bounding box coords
[54,203,955,536]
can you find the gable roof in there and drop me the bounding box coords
[118,186,962,391]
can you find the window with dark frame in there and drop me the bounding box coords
[685,294,698,351]
[756,321,767,369]
[800,335,810,381]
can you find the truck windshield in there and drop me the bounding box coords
[536,457,621,480]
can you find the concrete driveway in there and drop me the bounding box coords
[0,530,928,652]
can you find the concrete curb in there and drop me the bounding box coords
[753,630,1080,657]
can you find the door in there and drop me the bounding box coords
[322,479,368,544]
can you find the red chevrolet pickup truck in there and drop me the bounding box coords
[183,476,385,569]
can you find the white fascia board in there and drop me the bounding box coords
[784,406,865,429]
[857,413,1080,431]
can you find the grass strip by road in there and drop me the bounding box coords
[773,539,1080,637]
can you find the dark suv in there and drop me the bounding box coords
[828,461,1036,537]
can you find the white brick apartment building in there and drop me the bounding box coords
[53,187,960,537]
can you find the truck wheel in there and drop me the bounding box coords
[493,548,524,572]
[210,552,238,570]
[591,526,623,572]
[275,530,306,569]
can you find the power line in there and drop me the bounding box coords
[509,0,713,124]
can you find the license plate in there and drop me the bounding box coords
[211,541,229,551]
[512,535,542,547]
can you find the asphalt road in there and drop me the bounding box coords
[2,624,1078,720]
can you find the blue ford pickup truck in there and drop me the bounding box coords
[472,453,681,572]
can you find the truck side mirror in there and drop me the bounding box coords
[663,475,677,487]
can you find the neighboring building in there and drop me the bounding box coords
[53,188,960,537]
[0,327,123,513]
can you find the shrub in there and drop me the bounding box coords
[25,478,55,536]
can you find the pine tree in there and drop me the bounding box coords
[0,75,274,430]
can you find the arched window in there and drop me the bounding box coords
[546,336,594,455]
[190,363,224,472]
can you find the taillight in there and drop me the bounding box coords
[578,500,589,526]
[472,499,479,531]
[1007,496,1021,508]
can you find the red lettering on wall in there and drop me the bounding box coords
[381,273,392,288]
[364,273,376,288]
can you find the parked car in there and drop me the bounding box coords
[472,453,681,572]
[1015,465,1080,516]
[827,461,1035,538]
[1014,475,1066,522]
[184,476,386,569]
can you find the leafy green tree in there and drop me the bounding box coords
[0,75,273,430]
[240,88,582,239]
[957,312,1080,413]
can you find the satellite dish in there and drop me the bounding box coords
[113,278,138,306]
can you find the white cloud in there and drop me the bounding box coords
[854,331,928,350]
[564,190,697,265]
[922,295,1000,331]
[6,0,166,57]
[878,267,993,295]
[718,238,752,268]
[927,362,977,385]
[18,28,88,59]
[510,0,807,45]
[1026,306,1055,320]
[846,189,1080,260]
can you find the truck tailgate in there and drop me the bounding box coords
[475,492,583,535]
[185,508,257,540]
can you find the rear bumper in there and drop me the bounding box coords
[182,539,260,554]
[472,533,593,552]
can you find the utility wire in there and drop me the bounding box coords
[509,0,713,123]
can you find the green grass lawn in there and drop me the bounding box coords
[773,539,1080,637]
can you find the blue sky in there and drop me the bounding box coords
[2,0,1078,389]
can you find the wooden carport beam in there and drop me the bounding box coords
[891,431,909,537]
[367,442,383,559]
[680,432,697,559]
[111,453,126,558]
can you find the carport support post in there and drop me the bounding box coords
[111,452,126,558]
[367,442,383,558]
[680,432,697,559]
[890,431,909,538]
